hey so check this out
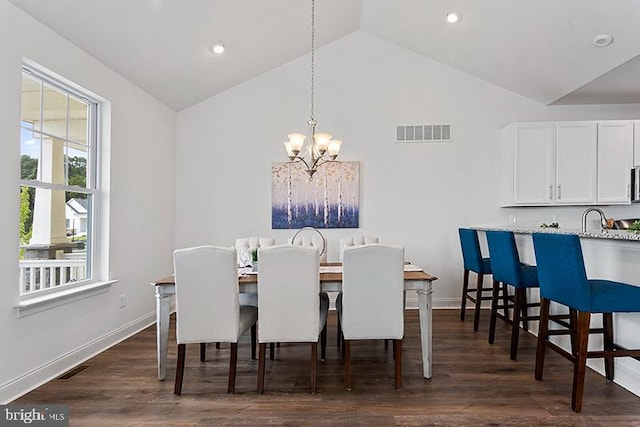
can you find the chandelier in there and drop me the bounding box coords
[283,0,342,178]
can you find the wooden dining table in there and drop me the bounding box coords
[151,262,437,381]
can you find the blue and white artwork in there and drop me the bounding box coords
[272,161,359,229]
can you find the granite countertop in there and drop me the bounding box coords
[472,225,640,241]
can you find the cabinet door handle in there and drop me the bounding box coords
[557,184,561,200]
[548,184,553,200]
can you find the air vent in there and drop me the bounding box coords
[396,124,452,143]
[57,364,92,381]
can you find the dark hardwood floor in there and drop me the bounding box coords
[13,310,640,426]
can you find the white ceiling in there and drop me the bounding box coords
[10,0,640,111]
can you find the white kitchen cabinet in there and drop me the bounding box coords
[555,122,597,204]
[511,123,555,205]
[597,121,633,204]
[501,120,632,207]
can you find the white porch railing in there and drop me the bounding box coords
[19,259,86,295]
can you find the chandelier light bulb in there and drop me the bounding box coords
[313,133,332,153]
[327,139,342,158]
[287,133,306,152]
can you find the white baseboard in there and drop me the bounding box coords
[0,312,156,404]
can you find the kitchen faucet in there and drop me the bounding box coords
[581,207,607,233]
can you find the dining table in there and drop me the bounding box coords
[151,262,437,381]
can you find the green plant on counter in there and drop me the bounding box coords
[540,222,559,229]
[629,221,640,233]
[251,248,258,262]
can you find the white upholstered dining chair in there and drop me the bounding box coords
[338,244,405,391]
[289,227,327,263]
[336,235,380,346]
[256,245,329,394]
[234,237,276,307]
[173,246,258,394]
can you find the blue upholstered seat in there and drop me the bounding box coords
[533,232,640,313]
[459,228,492,275]
[532,232,640,412]
[457,228,494,332]
[485,230,540,360]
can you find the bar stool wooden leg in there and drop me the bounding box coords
[510,288,525,361]
[603,312,615,381]
[572,311,591,412]
[535,297,550,381]
[488,279,501,345]
[473,273,485,332]
[460,269,470,321]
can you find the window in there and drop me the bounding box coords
[19,65,99,297]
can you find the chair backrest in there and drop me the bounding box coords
[458,228,487,273]
[290,228,327,262]
[173,246,240,344]
[485,230,523,286]
[341,244,404,340]
[257,245,321,343]
[234,237,275,265]
[532,233,591,311]
[339,235,379,261]
[234,237,276,251]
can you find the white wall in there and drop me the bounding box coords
[176,30,640,305]
[0,1,176,402]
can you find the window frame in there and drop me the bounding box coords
[18,63,103,302]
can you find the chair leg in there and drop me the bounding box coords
[521,289,529,332]
[337,314,342,347]
[572,311,591,412]
[473,273,485,332]
[228,342,238,393]
[344,340,352,391]
[269,342,275,360]
[460,269,470,321]
[216,342,221,349]
[310,342,318,394]
[569,308,578,354]
[257,343,266,394]
[251,324,257,360]
[488,280,501,344]
[535,297,550,381]
[510,287,525,361]
[200,343,207,362]
[603,312,615,381]
[501,282,509,319]
[320,323,327,362]
[394,339,402,391]
[174,343,186,395]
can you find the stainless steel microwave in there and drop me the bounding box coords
[632,167,640,202]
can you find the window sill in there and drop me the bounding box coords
[16,280,117,318]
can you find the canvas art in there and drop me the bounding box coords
[272,161,359,229]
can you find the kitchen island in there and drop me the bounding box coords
[472,225,640,397]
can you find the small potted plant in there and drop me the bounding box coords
[251,249,259,272]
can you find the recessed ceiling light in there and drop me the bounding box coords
[593,34,613,47]
[209,42,225,55]
[446,12,461,24]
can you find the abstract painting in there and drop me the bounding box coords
[272,161,359,229]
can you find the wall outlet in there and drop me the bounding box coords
[119,294,126,308]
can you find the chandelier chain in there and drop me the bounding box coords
[309,0,315,124]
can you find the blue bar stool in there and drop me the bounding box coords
[485,230,540,360]
[458,228,494,331]
[532,232,640,412]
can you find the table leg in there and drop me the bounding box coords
[156,290,171,381]
[417,282,433,379]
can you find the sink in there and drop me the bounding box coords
[613,218,640,230]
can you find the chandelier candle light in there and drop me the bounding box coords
[283,0,342,178]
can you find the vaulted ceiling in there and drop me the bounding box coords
[10,0,640,111]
